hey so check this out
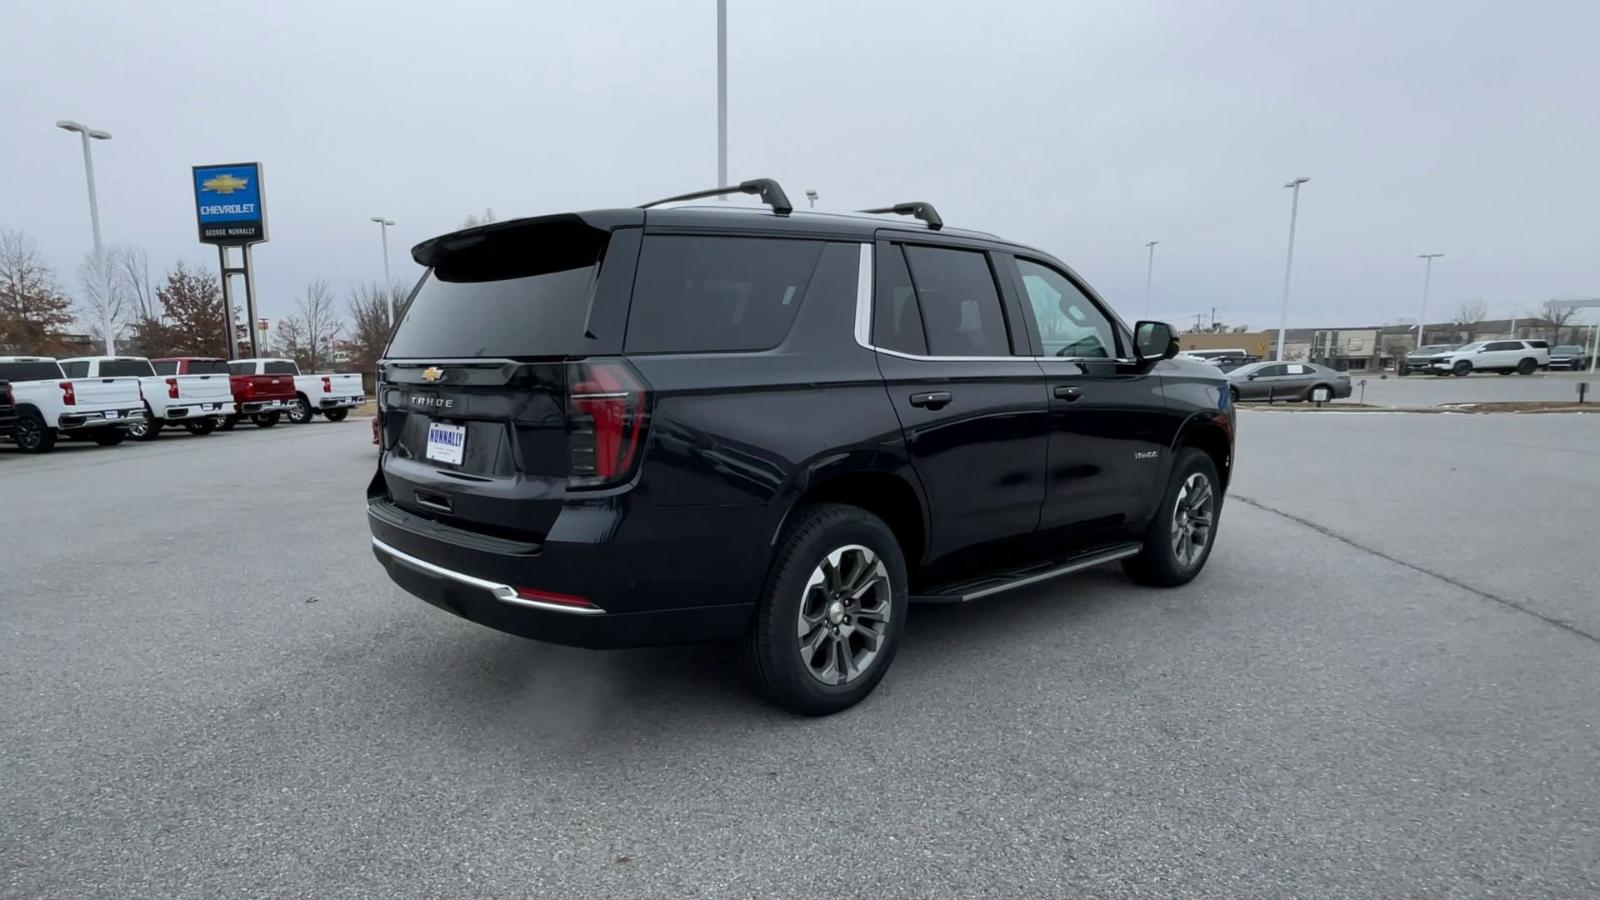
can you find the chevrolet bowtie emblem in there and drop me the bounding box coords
[201,173,249,194]
[420,367,445,383]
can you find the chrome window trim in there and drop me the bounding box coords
[852,242,1138,365]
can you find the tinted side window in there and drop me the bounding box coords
[0,361,65,381]
[227,362,253,376]
[187,360,230,375]
[264,361,298,375]
[61,361,90,378]
[1014,259,1117,359]
[625,236,824,354]
[872,244,927,356]
[1256,364,1287,377]
[1526,340,1548,349]
[902,246,1010,357]
[1484,341,1516,351]
[151,360,178,376]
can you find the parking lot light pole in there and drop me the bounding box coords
[370,217,395,284]
[56,119,114,354]
[1275,177,1310,361]
[1416,253,1443,347]
[1143,241,1158,319]
[716,0,727,191]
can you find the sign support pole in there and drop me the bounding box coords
[217,245,237,360]
[242,243,261,359]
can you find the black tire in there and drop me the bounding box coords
[323,407,349,422]
[13,410,57,453]
[1452,360,1472,376]
[91,428,127,447]
[287,396,313,424]
[184,418,219,436]
[252,412,280,428]
[1516,358,1537,375]
[1497,369,1511,376]
[128,409,161,441]
[219,415,239,432]
[1123,448,1221,587]
[1228,386,1240,404]
[742,503,908,716]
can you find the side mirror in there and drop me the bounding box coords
[1134,321,1178,363]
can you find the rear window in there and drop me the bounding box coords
[625,236,824,354]
[386,219,608,359]
[185,360,230,375]
[61,361,89,378]
[0,361,64,381]
[151,360,178,376]
[100,359,155,378]
[263,361,297,375]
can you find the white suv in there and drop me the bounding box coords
[1431,339,1549,376]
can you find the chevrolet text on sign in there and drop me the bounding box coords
[192,163,268,245]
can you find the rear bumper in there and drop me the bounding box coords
[366,496,768,649]
[157,401,235,420]
[58,408,144,430]
[239,399,291,414]
[318,395,366,410]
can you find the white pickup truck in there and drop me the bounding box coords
[227,358,366,424]
[0,356,146,453]
[61,355,236,440]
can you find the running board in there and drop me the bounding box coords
[910,542,1143,603]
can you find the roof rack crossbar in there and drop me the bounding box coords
[640,178,794,215]
[858,202,943,231]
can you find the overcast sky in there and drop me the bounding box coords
[3,0,1597,333]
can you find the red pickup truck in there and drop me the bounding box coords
[152,357,297,430]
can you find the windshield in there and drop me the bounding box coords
[1554,346,1581,354]
[98,359,156,378]
[1456,341,1485,351]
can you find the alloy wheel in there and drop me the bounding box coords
[288,399,311,424]
[797,544,892,686]
[1171,472,1215,568]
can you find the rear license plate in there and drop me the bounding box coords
[426,422,466,465]
[103,411,117,419]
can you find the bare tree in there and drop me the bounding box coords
[78,250,131,351]
[295,279,343,371]
[346,281,402,373]
[116,246,159,323]
[1541,300,1583,344]
[272,314,308,366]
[0,227,77,354]
[1453,300,1488,340]
[461,207,497,229]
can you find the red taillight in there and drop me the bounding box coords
[321,375,331,393]
[513,587,598,610]
[243,379,256,399]
[59,381,76,406]
[165,377,179,399]
[566,359,649,488]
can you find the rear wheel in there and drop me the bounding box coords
[287,397,312,424]
[1228,386,1240,403]
[742,503,907,716]
[323,408,349,422]
[252,412,280,428]
[128,410,161,441]
[184,418,219,436]
[1124,448,1220,587]
[91,429,127,447]
[13,411,57,453]
[219,415,239,432]
[1516,358,1537,375]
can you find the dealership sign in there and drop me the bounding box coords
[192,162,267,245]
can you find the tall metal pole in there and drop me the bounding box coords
[58,120,113,353]
[1143,241,1158,319]
[217,246,236,360]
[716,0,727,191]
[1275,177,1310,361]
[1416,253,1442,347]
[241,244,261,359]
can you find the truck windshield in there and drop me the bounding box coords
[185,360,231,375]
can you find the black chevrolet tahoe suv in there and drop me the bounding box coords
[369,179,1234,715]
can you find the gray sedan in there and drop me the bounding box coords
[1226,361,1353,402]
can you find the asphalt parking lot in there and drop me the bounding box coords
[4,412,1599,899]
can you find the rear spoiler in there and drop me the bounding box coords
[411,210,643,267]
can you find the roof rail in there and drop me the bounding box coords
[641,178,793,215]
[858,201,943,231]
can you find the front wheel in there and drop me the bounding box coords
[1516,358,1537,375]
[1452,361,1472,376]
[252,412,280,428]
[91,429,127,447]
[742,503,908,716]
[323,407,349,422]
[13,411,57,453]
[286,397,312,424]
[1123,448,1221,587]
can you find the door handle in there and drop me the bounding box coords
[1054,385,1083,401]
[909,391,952,409]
